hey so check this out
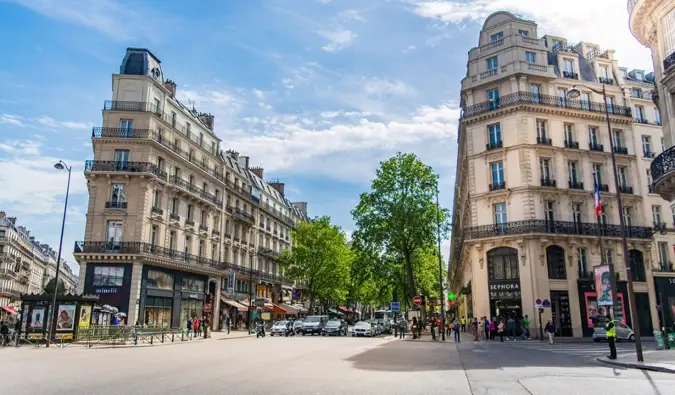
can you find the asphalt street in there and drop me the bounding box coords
[3,335,675,395]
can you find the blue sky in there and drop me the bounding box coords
[0,0,651,271]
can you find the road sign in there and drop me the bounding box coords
[203,303,212,313]
[535,298,543,308]
[391,302,400,312]
[542,299,551,308]
[413,295,422,305]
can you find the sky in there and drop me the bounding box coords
[0,0,652,272]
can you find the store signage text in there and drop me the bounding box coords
[95,288,118,294]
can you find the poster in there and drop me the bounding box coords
[30,308,45,329]
[79,304,92,329]
[56,305,76,331]
[585,292,626,328]
[593,265,613,306]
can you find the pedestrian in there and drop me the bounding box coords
[398,318,406,339]
[447,318,453,338]
[605,314,617,359]
[460,317,466,332]
[521,315,530,340]
[498,319,505,342]
[453,318,460,342]
[489,318,496,340]
[472,317,479,341]
[545,320,555,345]
[226,316,231,334]
[507,315,516,341]
[484,316,490,340]
[187,318,193,337]
[411,317,418,340]
[0,321,8,347]
[194,318,200,336]
[417,317,423,339]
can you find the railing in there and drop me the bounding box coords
[259,247,280,259]
[664,52,675,74]
[486,141,503,151]
[598,184,609,192]
[76,325,195,347]
[151,206,163,215]
[73,241,228,271]
[261,203,296,227]
[92,127,151,139]
[644,151,655,158]
[651,146,675,184]
[589,143,604,152]
[85,161,168,181]
[540,178,556,187]
[170,213,180,222]
[185,219,195,227]
[489,182,506,191]
[568,181,584,190]
[564,140,579,149]
[598,77,614,85]
[105,201,127,209]
[536,136,552,145]
[613,146,629,155]
[634,117,649,124]
[463,91,632,118]
[235,208,255,223]
[464,219,653,240]
[0,286,20,297]
[619,185,634,194]
[150,131,225,183]
[199,224,208,232]
[563,71,579,79]
[479,38,503,52]
[212,230,220,237]
[169,175,222,207]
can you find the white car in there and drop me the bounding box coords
[592,320,635,342]
[270,321,289,336]
[352,321,374,337]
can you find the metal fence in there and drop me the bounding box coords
[76,325,196,347]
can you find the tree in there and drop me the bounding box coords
[351,152,449,302]
[277,216,352,313]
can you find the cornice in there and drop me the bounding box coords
[462,104,633,126]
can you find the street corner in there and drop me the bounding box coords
[596,356,675,374]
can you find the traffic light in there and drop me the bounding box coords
[448,292,456,301]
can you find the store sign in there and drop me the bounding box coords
[94,288,118,295]
[488,281,521,300]
[187,293,200,299]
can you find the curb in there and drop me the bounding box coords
[595,357,675,374]
[215,335,254,341]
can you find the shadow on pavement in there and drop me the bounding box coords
[346,339,461,372]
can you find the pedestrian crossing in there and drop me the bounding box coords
[493,340,637,358]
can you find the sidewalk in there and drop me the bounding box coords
[597,349,675,373]
[211,330,253,341]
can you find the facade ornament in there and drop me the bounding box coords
[521,254,527,267]
[540,253,545,266]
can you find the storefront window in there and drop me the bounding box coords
[93,266,124,286]
[182,277,205,292]
[147,270,174,290]
[144,297,172,328]
[180,299,204,325]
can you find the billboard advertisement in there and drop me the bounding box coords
[593,264,613,306]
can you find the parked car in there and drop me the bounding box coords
[301,315,329,335]
[292,320,304,334]
[323,320,348,336]
[592,320,636,342]
[270,321,289,336]
[352,321,374,337]
[368,320,383,336]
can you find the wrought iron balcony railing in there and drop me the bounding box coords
[643,151,655,159]
[73,241,228,271]
[463,219,653,240]
[634,117,649,124]
[564,140,579,149]
[613,146,629,155]
[589,143,604,152]
[489,182,506,191]
[92,127,151,139]
[664,52,675,74]
[540,178,556,187]
[234,208,255,223]
[462,91,632,119]
[537,136,552,145]
[486,141,503,151]
[568,180,584,190]
[169,175,222,207]
[598,184,609,192]
[105,201,127,209]
[185,219,195,227]
[598,77,614,85]
[651,146,675,184]
[85,161,168,181]
[563,71,579,79]
[618,185,634,194]
[151,206,163,215]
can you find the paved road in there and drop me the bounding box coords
[487,338,639,359]
[3,336,675,394]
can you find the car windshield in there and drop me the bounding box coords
[306,316,322,323]
[274,321,288,326]
[355,322,370,327]
[326,321,340,327]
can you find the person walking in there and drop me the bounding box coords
[472,317,479,341]
[453,318,461,343]
[460,317,466,332]
[226,316,231,334]
[497,319,505,342]
[398,318,406,339]
[605,314,617,359]
[489,318,496,340]
[507,315,516,341]
[521,315,530,340]
[411,317,418,340]
[186,318,193,338]
[484,317,490,340]
[0,321,8,347]
[545,320,555,345]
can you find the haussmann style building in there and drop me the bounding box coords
[448,11,675,338]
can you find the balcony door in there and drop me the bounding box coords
[105,220,123,251]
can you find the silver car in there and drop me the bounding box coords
[270,321,289,336]
[352,321,374,337]
[592,320,635,342]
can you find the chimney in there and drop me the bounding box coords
[164,79,177,98]
[29,236,35,242]
[292,202,308,216]
[227,150,239,160]
[239,155,249,169]
[250,166,264,179]
[0,211,5,219]
[268,181,285,197]
[8,217,16,225]
[198,113,215,131]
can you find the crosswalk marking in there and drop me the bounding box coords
[488,340,636,358]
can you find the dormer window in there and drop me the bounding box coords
[635,71,644,80]
[519,30,528,37]
[490,32,504,41]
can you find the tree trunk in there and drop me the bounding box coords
[404,252,416,300]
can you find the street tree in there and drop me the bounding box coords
[277,216,352,313]
[351,152,449,302]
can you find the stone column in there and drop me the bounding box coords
[213,277,222,331]
[76,262,87,294]
[127,261,143,326]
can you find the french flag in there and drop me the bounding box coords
[594,183,603,216]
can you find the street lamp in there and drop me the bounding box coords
[567,84,644,362]
[425,181,446,341]
[47,160,72,347]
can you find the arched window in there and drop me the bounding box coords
[487,247,519,281]
[629,250,646,282]
[546,245,566,280]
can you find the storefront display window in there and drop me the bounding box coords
[93,266,124,286]
[147,270,174,290]
[182,277,204,293]
[144,297,172,328]
[180,299,204,325]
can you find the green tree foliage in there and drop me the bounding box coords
[277,216,352,313]
[352,153,449,302]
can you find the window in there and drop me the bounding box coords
[169,231,176,250]
[589,127,599,145]
[182,277,204,292]
[592,164,603,185]
[632,88,642,98]
[647,170,654,193]
[622,207,632,227]
[171,197,179,215]
[486,56,498,70]
[557,88,567,105]
[157,156,164,171]
[568,161,579,184]
[150,225,157,246]
[201,209,207,225]
[577,248,588,276]
[572,203,582,224]
[663,10,675,57]
[186,123,192,137]
[487,88,500,110]
[185,236,191,254]
[490,32,504,41]
[564,124,574,142]
[488,124,501,146]
[653,205,663,225]
[663,137,666,153]
[187,204,194,221]
[642,135,652,156]
[225,219,231,234]
[114,149,129,164]
[106,220,123,245]
[604,249,613,266]
[563,59,575,73]
[493,203,507,224]
[490,161,504,185]
[198,240,204,257]
[147,270,173,290]
[171,112,177,127]
[120,119,134,134]
[153,98,160,113]
[153,190,160,208]
[530,83,541,103]
[540,159,551,179]
[487,248,519,281]
[613,129,623,148]
[519,29,529,37]
[655,108,662,125]
[536,120,547,139]
[600,212,608,226]
[110,184,126,203]
[635,105,645,121]
[636,71,644,80]
[211,243,217,260]
[525,52,536,63]
[606,96,614,112]
[546,245,566,280]
[211,141,216,155]
[618,167,628,187]
[93,266,124,286]
[658,242,670,268]
[600,66,609,79]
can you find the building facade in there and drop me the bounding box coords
[74,48,309,330]
[0,212,78,309]
[448,12,675,338]
[628,1,675,202]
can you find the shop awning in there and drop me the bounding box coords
[279,304,298,315]
[0,306,17,315]
[220,296,247,312]
[338,306,352,314]
[264,303,288,315]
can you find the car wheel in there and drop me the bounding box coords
[629,334,636,342]
[271,333,274,337]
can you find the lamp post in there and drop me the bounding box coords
[425,181,446,341]
[47,160,72,347]
[567,85,643,362]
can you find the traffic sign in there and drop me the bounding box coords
[535,298,543,308]
[413,295,422,305]
[542,299,551,308]
[391,302,400,312]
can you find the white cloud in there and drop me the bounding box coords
[258,102,273,110]
[252,89,265,99]
[407,0,652,69]
[318,28,358,52]
[337,10,367,22]
[362,78,411,97]
[36,116,91,130]
[0,113,25,127]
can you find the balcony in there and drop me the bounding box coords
[613,146,629,155]
[618,185,634,194]
[489,182,506,191]
[486,141,503,151]
[212,230,220,238]
[540,178,556,187]
[0,286,20,298]
[225,232,232,239]
[169,213,180,222]
[651,146,675,201]
[151,206,163,216]
[664,52,675,74]
[536,136,552,145]
[598,184,609,192]
[169,175,222,207]
[568,181,584,190]
[85,161,168,181]
[185,219,195,227]
[589,143,604,152]
[564,140,579,149]
[103,100,160,112]
[259,247,280,259]
[464,219,653,240]
[199,224,209,232]
[0,267,18,280]
[462,91,632,119]
[18,273,29,285]
[105,201,127,209]
[563,71,579,79]
[234,208,255,224]
[73,241,228,271]
[634,117,649,124]
[92,127,151,139]
[656,262,674,272]
[225,204,233,214]
[599,77,614,85]
[233,236,240,242]
[643,151,655,159]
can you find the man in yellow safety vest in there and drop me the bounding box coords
[605,313,617,360]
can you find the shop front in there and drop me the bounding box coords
[654,276,675,330]
[486,247,522,321]
[577,279,629,337]
[137,265,208,329]
[82,262,133,317]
